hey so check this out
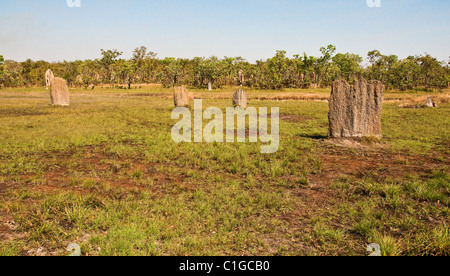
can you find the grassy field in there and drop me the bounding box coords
[0,86,448,256]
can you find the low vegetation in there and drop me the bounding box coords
[0,86,448,256]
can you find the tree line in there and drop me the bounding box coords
[0,46,448,91]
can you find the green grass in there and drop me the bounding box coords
[332,171,449,256]
[382,103,450,153]
[0,86,448,256]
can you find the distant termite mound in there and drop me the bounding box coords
[233,89,247,108]
[50,77,70,106]
[328,79,384,138]
[174,85,190,107]
[238,70,245,86]
[45,69,54,90]
[425,97,437,108]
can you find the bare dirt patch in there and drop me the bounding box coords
[275,139,448,255]
[24,146,188,197]
[280,114,313,122]
[0,212,23,243]
[311,140,445,185]
[0,108,49,118]
[0,182,17,196]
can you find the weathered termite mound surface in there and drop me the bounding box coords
[174,85,189,107]
[50,77,70,106]
[45,69,54,90]
[233,89,247,108]
[425,97,437,108]
[238,70,245,85]
[328,79,384,138]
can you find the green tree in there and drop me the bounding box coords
[389,56,421,90]
[118,59,136,89]
[332,53,363,81]
[132,46,157,64]
[21,59,36,85]
[2,60,22,87]
[60,60,80,87]
[366,50,399,88]
[160,57,184,87]
[100,49,123,83]
[197,57,221,89]
[219,57,237,86]
[78,60,101,89]
[132,46,157,83]
[317,45,337,86]
[266,50,290,89]
[298,54,317,88]
[418,54,443,90]
[100,49,123,66]
[0,55,5,87]
[367,50,384,80]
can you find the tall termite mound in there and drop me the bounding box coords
[174,85,190,107]
[328,79,384,138]
[232,89,247,108]
[45,69,54,90]
[50,77,70,106]
[238,70,245,86]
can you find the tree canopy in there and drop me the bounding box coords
[0,47,448,91]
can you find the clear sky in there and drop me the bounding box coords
[0,0,449,63]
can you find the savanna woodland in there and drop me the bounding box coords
[0,45,449,257]
[1,46,449,91]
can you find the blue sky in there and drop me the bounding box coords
[0,0,449,63]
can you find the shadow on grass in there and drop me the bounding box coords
[297,134,328,140]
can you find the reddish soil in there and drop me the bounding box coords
[269,139,448,255]
[0,140,447,254]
